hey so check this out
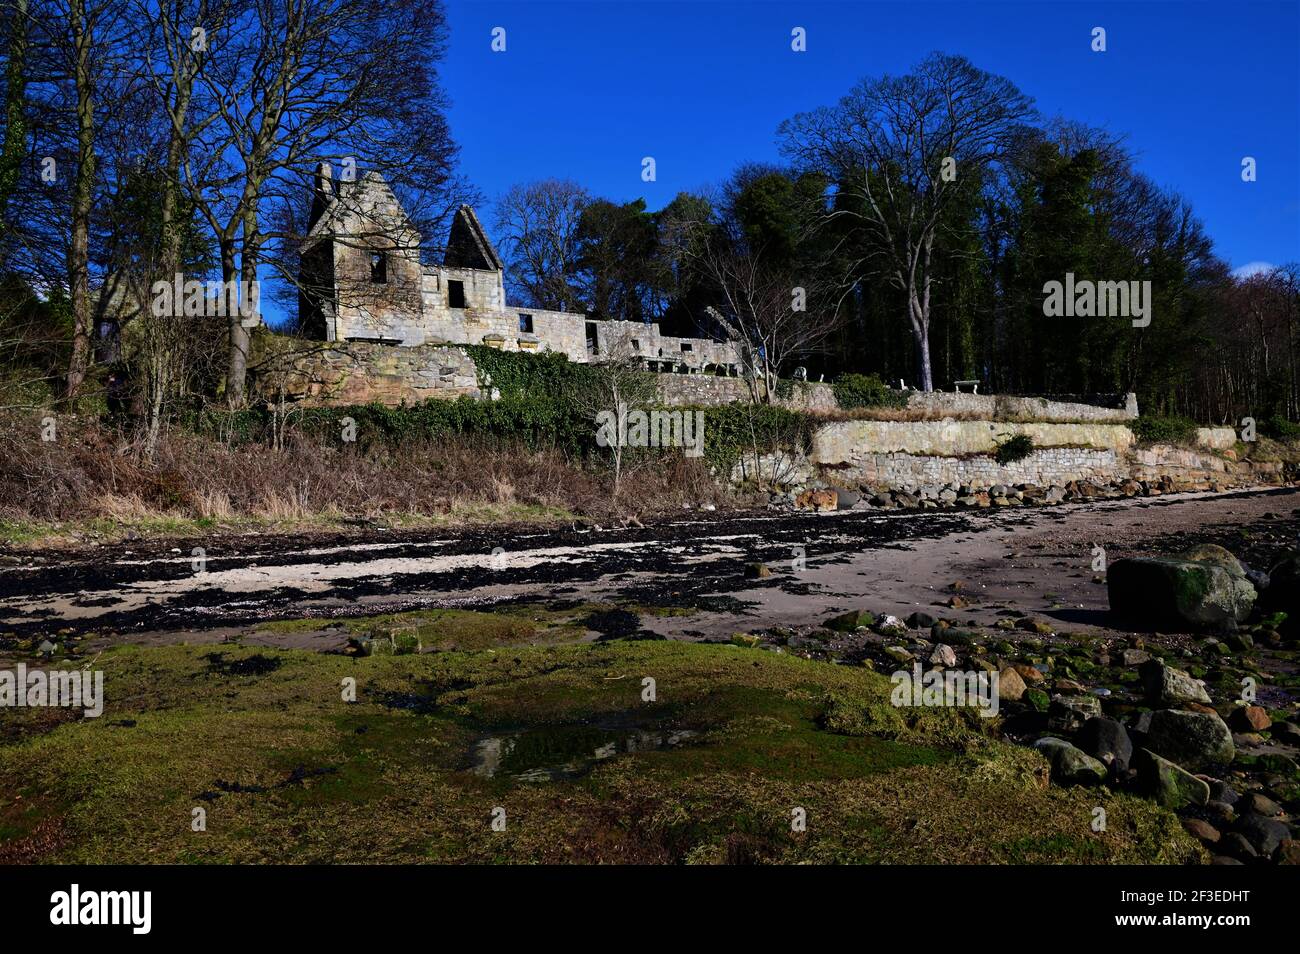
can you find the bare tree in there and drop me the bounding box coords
[493,178,588,312]
[571,324,654,500]
[780,52,1035,390]
[691,224,841,403]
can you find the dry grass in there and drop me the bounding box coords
[0,412,738,537]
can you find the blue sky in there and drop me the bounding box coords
[441,0,1300,272]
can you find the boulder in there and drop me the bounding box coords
[929,644,957,667]
[1228,705,1272,733]
[1108,556,1256,629]
[1143,709,1234,772]
[1077,716,1134,774]
[833,488,861,510]
[1048,694,1102,733]
[1235,814,1292,857]
[1139,659,1211,706]
[1133,748,1210,809]
[1263,550,1300,612]
[1032,737,1107,786]
[825,609,875,632]
[998,666,1027,702]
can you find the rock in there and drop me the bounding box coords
[1182,818,1221,844]
[1048,694,1102,733]
[833,488,861,510]
[906,611,937,629]
[1181,543,1249,577]
[1133,749,1210,809]
[874,615,907,637]
[1016,617,1054,634]
[1144,709,1234,772]
[998,666,1027,702]
[883,646,913,664]
[1053,678,1086,694]
[946,595,969,609]
[794,488,838,512]
[929,644,957,667]
[1263,550,1300,611]
[1210,854,1244,865]
[1077,716,1134,773]
[825,609,875,632]
[1272,721,1300,746]
[1219,833,1258,861]
[1235,814,1291,857]
[1011,663,1045,684]
[1121,648,1151,667]
[1033,738,1108,786]
[1206,801,1237,826]
[1108,556,1257,629]
[1229,705,1272,733]
[1139,659,1211,706]
[744,562,772,580]
[1208,780,1240,805]
[1279,840,1300,865]
[1024,688,1050,712]
[1243,793,1282,817]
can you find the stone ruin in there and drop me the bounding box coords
[296,162,743,374]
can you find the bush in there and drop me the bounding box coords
[1261,416,1300,442]
[1129,415,1198,446]
[994,433,1034,464]
[832,373,908,410]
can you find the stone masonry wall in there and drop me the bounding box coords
[813,419,1135,462]
[654,375,838,411]
[252,340,479,406]
[903,391,1138,422]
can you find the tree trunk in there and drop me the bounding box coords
[0,0,29,226]
[63,0,95,400]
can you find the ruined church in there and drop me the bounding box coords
[297,164,743,374]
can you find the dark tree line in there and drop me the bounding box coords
[495,54,1297,423]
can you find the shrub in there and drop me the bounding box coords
[1129,415,1198,446]
[1261,416,1300,442]
[832,373,908,410]
[994,433,1034,464]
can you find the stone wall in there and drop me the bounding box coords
[835,447,1124,492]
[813,419,1134,462]
[903,391,1138,422]
[654,375,838,411]
[1195,427,1238,451]
[251,339,479,406]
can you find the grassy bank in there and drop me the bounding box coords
[0,629,1200,864]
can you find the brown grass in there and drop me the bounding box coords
[0,413,737,534]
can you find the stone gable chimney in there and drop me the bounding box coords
[309,161,334,229]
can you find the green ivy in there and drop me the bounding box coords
[831,373,908,410]
[1129,415,1198,446]
[994,433,1034,464]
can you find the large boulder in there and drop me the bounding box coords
[1143,709,1234,772]
[1133,748,1211,809]
[1108,555,1256,629]
[1140,659,1212,706]
[1262,550,1300,612]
